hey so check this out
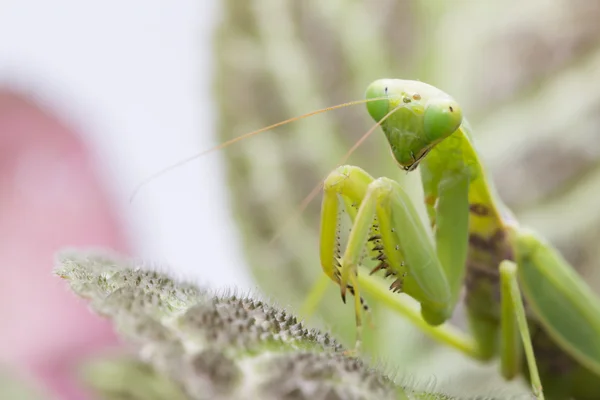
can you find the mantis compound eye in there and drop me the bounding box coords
[423,97,463,142]
[365,79,391,122]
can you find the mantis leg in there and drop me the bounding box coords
[299,273,330,318]
[499,260,544,399]
[512,228,600,374]
[317,165,377,345]
[357,273,482,359]
[510,227,600,399]
[317,165,487,357]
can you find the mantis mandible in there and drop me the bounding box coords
[132,79,600,400]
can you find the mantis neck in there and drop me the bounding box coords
[421,121,515,268]
[457,123,512,236]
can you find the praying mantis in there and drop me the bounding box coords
[309,79,600,400]
[133,79,600,399]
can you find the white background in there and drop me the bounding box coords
[0,1,253,290]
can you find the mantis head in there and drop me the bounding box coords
[365,79,463,171]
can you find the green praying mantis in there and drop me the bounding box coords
[311,79,600,400]
[133,79,600,400]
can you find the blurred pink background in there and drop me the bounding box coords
[0,90,125,398]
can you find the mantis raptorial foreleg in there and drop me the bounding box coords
[312,163,548,398]
[321,166,455,325]
[317,165,469,346]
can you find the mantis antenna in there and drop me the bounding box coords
[129,96,401,203]
[267,102,408,246]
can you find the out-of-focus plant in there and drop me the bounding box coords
[0,369,47,400]
[213,0,600,397]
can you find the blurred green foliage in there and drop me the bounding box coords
[213,0,600,397]
[0,368,48,400]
